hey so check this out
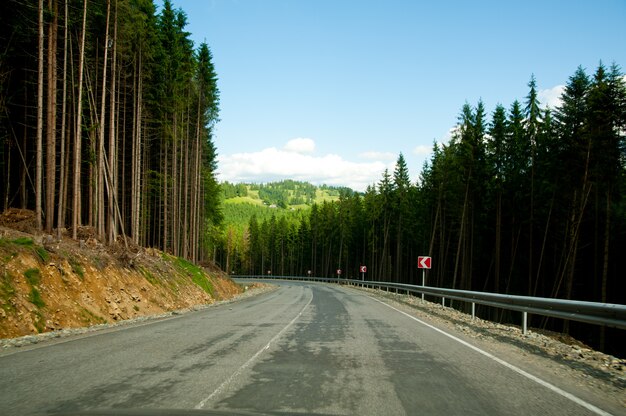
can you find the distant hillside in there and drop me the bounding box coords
[220,180,357,231]
[222,180,355,208]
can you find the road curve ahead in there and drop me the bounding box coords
[0,281,620,416]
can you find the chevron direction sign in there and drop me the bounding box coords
[418,256,431,269]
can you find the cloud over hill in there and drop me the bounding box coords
[217,138,392,192]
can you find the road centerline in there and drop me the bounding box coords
[194,289,314,409]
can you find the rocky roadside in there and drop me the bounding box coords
[0,283,276,351]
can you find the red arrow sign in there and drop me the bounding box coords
[418,256,431,269]
[360,265,367,273]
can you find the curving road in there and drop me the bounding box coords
[0,281,621,415]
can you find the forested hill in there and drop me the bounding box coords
[219,180,356,232]
[222,180,356,210]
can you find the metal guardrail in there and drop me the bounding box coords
[233,275,626,334]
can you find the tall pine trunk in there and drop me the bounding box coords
[97,0,110,239]
[183,107,189,258]
[36,0,44,231]
[56,0,68,239]
[599,191,611,349]
[172,115,178,256]
[72,0,87,240]
[107,0,118,243]
[131,49,143,244]
[452,174,471,290]
[45,0,58,233]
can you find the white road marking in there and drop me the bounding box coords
[369,296,614,416]
[195,290,314,409]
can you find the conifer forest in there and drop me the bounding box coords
[0,0,220,262]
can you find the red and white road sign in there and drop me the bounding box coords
[418,256,431,269]
[360,265,367,273]
[337,269,342,275]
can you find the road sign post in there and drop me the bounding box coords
[418,256,431,301]
[359,265,367,281]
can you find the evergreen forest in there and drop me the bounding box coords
[0,0,220,262]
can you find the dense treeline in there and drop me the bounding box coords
[0,0,220,262]
[216,180,355,273]
[227,65,626,353]
[217,204,304,275]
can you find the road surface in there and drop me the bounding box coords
[0,281,621,415]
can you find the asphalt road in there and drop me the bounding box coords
[0,281,620,416]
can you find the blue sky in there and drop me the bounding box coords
[168,0,626,191]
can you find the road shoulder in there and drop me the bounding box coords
[354,287,626,414]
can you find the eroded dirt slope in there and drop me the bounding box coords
[0,209,242,339]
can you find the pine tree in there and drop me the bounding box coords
[552,67,591,305]
[524,75,542,293]
[393,153,410,281]
[488,104,507,293]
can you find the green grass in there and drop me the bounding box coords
[191,274,214,296]
[315,189,340,202]
[29,287,45,308]
[1,253,17,262]
[68,257,85,279]
[137,265,160,286]
[165,254,214,296]
[0,271,17,313]
[224,196,265,206]
[35,246,49,263]
[11,237,34,246]
[80,308,106,325]
[24,268,41,286]
[22,262,44,311]
[0,237,49,263]
[32,310,45,333]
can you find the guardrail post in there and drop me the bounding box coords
[522,312,528,335]
[471,302,475,320]
[442,297,445,308]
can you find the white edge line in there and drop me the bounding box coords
[195,291,314,409]
[368,295,614,416]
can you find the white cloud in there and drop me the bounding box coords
[283,137,315,154]
[217,139,389,192]
[538,85,564,109]
[413,145,432,156]
[358,151,396,161]
[437,126,457,148]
